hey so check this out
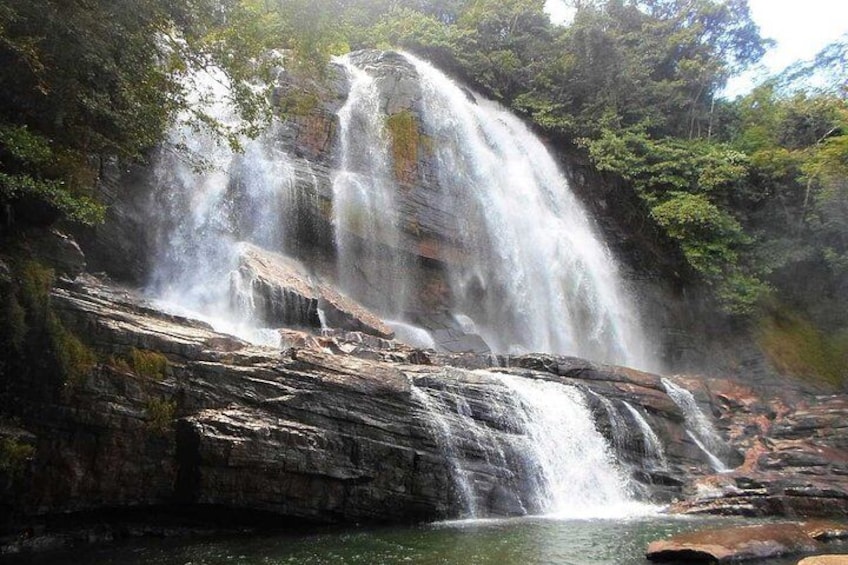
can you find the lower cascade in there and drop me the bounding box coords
[410,370,653,519]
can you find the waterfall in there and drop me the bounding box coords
[386,320,437,349]
[147,52,655,370]
[147,67,300,345]
[332,57,410,315]
[585,389,629,454]
[622,401,668,469]
[411,371,654,519]
[406,53,651,368]
[330,51,652,369]
[141,55,667,521]
[661,378,730,472]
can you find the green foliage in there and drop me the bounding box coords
[585,126,767,312]
[106,355,134,375]
[277,91,321,119]
[1,288,26,353]
[145,398,176,434]
[237,0,352,75]
[16,261,96,385]
[368,7,462,58]
[730,86,848,307]
[128,349,169,381]
[0,436,34,477]
[0,257,97,410]
[0,0,275,229]
[49,316,97,387]
[585,126,749,198]
[651,193,744,270]
[18,260,54,324]
[0,172,105,225]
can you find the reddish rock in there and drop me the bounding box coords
[798,556,848,565]
[646,523,822,563]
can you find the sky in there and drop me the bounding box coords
[543,0,848,97]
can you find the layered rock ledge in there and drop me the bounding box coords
[2,274,848,554]
[646,521,848,563]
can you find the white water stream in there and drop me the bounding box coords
[410,371,657,519]
[662,378,730,472]
[330,51,652,369]
[146,68,308,345]
[332,56,411,316]
[623,401,668,469]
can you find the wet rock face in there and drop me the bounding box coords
[234,242,394,338]
[669,377,848,519]
[0,277,678,531]
[10,278,454,527]
[27,229,86,280]
[347,50,422,116]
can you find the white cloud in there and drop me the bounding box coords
[724,0,848,96]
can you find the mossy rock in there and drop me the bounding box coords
[145,397,176,434]
[386,110,422,185]
[128,348,169,381]
[758,306,848,387]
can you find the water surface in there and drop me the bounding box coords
[16,515,847,565]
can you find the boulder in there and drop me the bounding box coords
[646,523,822,563]
[668,384,848,519]
[798,557,848,565]
[234,242,394,339]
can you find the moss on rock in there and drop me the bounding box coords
[386,110,421,184]
[758,307,848,387]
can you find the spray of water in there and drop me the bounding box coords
[147,67,298,345]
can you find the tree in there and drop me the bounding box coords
[0,0,271,229]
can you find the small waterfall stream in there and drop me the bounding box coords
[332,56,410,315]
[623,401,668,469]
[662,378,730,472]
[147,67,307,345]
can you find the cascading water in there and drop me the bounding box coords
[586,388,629,454]
[332,57,411,315]
[332,51,652,369]
[407,53,651,368]
[410,370,655,519]
[661,378,730,472]
[145,56,668,522]
[147,67,305,344]
[623,401,668,469]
